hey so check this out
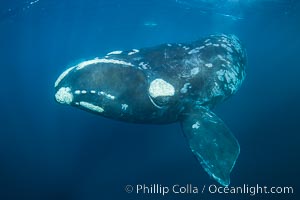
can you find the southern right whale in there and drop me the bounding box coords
[54,34,247,186]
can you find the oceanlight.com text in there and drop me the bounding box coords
[124,184,294,196]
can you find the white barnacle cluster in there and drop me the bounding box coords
[217,55,229,64]
[139,62,149,70]
[148,78,175,98]
[76,58,133,70]
[188,47,203,55]
[221,43,233,53]
[180,83,191,94]
[211,82,224,97]
[79,101,104,113]
[98,91,115,100]
[107,50,123,55]
[219,35,241,54]
[74,89,116,100]
[216,69,226,82]
[205,63,213,68]
[71,89,119,113]
[188,49,199,54]
[192,121,201,129]
[183,46,190,50]
[228,35,243,55]
[128,49,139,55]
[121,104,128,110]
[190,67,200,76]
[181,57,203,78]
[55,87,73,104]
[54,66,75,87]
[215,68,240,93]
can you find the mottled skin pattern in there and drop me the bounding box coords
[54,34,247,186]
[55,34,246,123]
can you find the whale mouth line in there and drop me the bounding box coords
[148,95,165,109]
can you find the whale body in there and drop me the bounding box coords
[54,34,247,186]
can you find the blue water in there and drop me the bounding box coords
[0,0,299,199]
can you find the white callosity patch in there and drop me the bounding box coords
[216,69,240,93]
[76,58,133,70]
[121,104,128,110]
[224,70,239,92]
[217,55,229,64]
[220,43,233,53]
[181,57,203,78]
[98,91,115,100]
[55,87,73,104]
[149,79,175,98]
[128,49,139,55]
[188,48,200,55]
[205,63,213,68]
[192,121,200,129]
[54,66,75,87]
[228,35,243,55]
[107,50,123,55]
[211,82,224,97]
[183,46,190,50]
[79,101,104,113]
[139,62,148,69]
[73,88,115,100]
[180,83,191,94]
[190,67,200,76]
[216,69,226,82]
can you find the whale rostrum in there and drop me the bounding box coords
[54,34,247,186]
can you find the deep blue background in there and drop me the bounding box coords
[0,0,299,199]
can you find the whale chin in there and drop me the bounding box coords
[55,87,73,105]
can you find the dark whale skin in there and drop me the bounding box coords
[54,34,247,186]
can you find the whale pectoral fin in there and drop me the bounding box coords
[181,107,240,186]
